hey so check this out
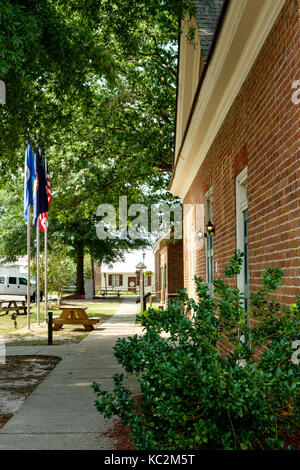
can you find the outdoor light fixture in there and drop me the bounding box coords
[197,230,205,240]
[136,261,147,313]
[206,220,215,236]
[197,221,215,240]
[136,261,147,270]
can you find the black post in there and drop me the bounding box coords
[142,292,151,312]
[48,312,53,345]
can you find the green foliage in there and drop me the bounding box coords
[0,1,188,289]
[0,186,149,291]
[0,0,195,184]
[136,308,163,325]
[31,243,76,298]
[92,252,300,450]
[0,0,116,173]
[46,244,76,297]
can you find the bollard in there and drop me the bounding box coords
[48,312,53,345]
[142,292,151,312]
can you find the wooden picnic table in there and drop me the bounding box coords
[0,300,27,315]
[101,288,121,297]
[50,305,99,331]
[0,300,28,328]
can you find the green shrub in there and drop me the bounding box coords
[92,251,300,450]
[136,308,162,325]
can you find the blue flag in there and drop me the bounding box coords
[33,146,49,228]
[24,143,36,221]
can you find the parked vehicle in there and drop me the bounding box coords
[0,275,37,302]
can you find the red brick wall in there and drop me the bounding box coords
[154,250,161,294]
[167,239,184,296]
[183,0,300,306]
[155,239,184,306]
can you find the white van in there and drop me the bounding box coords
[0,275,37,301]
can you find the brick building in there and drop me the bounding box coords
[169,0,300,306]
[153,235,184,307]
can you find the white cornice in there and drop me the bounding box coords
[170,0,287,199]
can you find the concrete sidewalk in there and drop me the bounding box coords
[0,298,143,450]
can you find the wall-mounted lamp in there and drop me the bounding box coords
[206,220,215,236]
[197,230,205,240]
[197,221,215,240]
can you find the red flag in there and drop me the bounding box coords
[39,161,51,233]
[45,161,51,206]
[39,212,48,233]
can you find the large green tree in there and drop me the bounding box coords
[0,0,195,177]
[0,0,118,175]
[0,187,151,294]
[0,1,193,291]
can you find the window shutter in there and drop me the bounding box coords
[119,274,123,286]
[148,275,151,286]
[136,274,140,286]
[108,274,112,286]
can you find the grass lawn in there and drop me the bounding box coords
[149,301,161,309]
[0,300,121,345]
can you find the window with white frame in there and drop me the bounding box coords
[205,188,214,296]
[112,274,120,287]
[190,224,195,299]
[236,167,249,310]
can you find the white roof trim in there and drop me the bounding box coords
[170,0,286,199]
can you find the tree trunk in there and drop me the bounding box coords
[90,256,95,296]
[76,241,84,295]
[95,260,102,292]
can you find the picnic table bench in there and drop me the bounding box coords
[49,305,100,331]
[0,300,28,328]
[101,288,121,297]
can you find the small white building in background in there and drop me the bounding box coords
[100,250,155,294]
[0,257,27,277]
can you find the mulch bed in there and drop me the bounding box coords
[107,419,136,450]
[105,395,143,450]
[0,414,12,429]
[283,427,300,450]
[108,419,299,451]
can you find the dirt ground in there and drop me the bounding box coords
[4,323,90,346]
[0,355,61,429]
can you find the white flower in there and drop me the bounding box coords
[236,359,247,368]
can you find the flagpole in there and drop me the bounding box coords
[36,222,40,326]
[44,220,48,324]
[27,206,31,332]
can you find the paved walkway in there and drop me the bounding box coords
[0,298,143,450]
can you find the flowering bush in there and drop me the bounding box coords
[92,252,300,450]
